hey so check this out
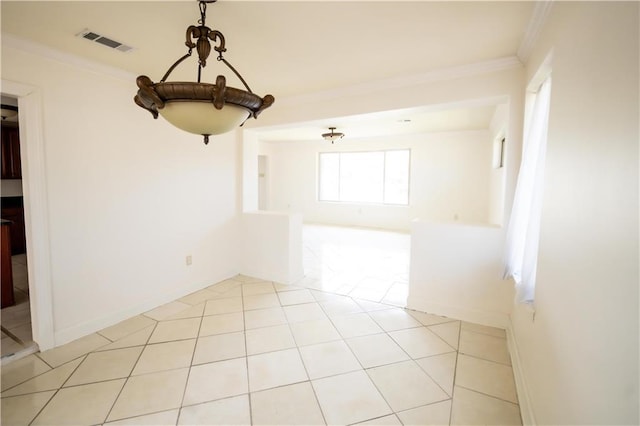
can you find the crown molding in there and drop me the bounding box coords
[2,34,137,82]
[3,32,524,109]
[517,1,554,63]
[278,56,522,107]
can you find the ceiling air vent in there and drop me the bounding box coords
[76,29,134,53]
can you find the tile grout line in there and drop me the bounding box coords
[455,384,521,406]
[26,353,88,426]
[4,321,158,395]
[460,324,508,339]
[4,264,516,425]
[100,301,225,422]
[448,319,464,426]
[95,330,116,343]
[175,294,209,426]
[10,322,454,384]
[224,235,477,420]
[240,279,254,426]
[101,320,158,424]
[457,351,513,367]
[362,330,440,420]
[318,292,400,423]
[280,283,329,426]
[1,354,54,393]
[363,303,456,421]
[412,351,459,399]
[33,352,55,370]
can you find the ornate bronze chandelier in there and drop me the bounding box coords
[134,0,274,144]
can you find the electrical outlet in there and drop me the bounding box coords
[186,255,192,266]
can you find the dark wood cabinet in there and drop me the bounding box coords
[1,125,22,179]
[1,125,25,256]
[1,220,15,308]
[1,198,26,255]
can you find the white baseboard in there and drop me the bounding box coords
[506,321,537,425]
[53,272,238,347]
[406,298,511,329]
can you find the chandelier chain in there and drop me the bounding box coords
[199,1,207,26]
[218,57,253,93]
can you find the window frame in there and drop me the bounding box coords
[317,148,411,206]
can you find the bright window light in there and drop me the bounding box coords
[384,150,410,205]
[318,153,340,201]
[318,150,410,205]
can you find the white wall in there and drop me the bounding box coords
[257,155,268,210]
[2,43,241,345]
[488,103,508,225]
[240,211,304,284]
[408,220,513,327]
[260,130,493,232]
[242,130,259,212]
[248,65,525,230]
[247,63,525,355]
[510,3,639,424]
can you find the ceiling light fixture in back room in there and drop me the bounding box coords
[322,127,344,144]
[134,0,274,144]
[0,105,18,121]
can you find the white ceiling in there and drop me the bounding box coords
[257,104,499,143]
[1,1,534,141]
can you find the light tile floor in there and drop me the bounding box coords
[1,274,522,425]
[301,225,411,306]
[1,254,37,359]
[0,226,522,425]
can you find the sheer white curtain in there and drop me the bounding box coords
[504,76,552,303]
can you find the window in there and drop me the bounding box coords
[493,137,506,169]
[503,75,552,304]
[318,150,410,205]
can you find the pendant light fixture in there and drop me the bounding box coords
[134,0,274,144]
[0,105,18,121]
[322,127,344,144]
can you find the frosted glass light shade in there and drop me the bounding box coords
[135,77,273,144]
[322,127,344,143]
[159,101,250,136]
[0,107,18,120]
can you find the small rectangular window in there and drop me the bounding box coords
[384,150,410,204]
[493,137,506,169]
[318,153,340,201]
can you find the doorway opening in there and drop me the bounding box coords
[2,80,56,358]
[1,96,37,359]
